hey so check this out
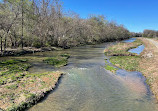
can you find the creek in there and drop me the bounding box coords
[24,41,158,111]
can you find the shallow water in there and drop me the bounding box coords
[26,42,158,111]
[128,45,145,55]
[123,38,136,43]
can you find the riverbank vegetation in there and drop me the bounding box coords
[104,37,158,101]
[104,39,142,72]
[43,54,70,67]
[110,56,140,71]
[105,64,117,73]
[104,39,143,56]
[0,0,130,55]
[138,38,158,100]
[0,55,70,110]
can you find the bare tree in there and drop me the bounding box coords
[0,0,130,50]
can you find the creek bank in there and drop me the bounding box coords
[104,38,144,72]
[123,38,136,43]
[104,38,143,72]
[0,54,69,110]
[139,38,158,100]
[0,37,131,57]
[104,37,158,101]
[104,39,143,56]
[0,47,63,57]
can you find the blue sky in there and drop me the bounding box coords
[61,0,158,32]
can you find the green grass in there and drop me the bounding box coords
[0,58,63,111]
[0,63,31,76]
[0,59,31,85]
[43,54,70,67]
[105,64,117,73]
[104,38,143,72]
[110,56,141,71]
[5,84,18,90]
[43,57,68,67]
[59,53,70,58]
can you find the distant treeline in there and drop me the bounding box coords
[131,29,158,38]
[0,0,130,52]
[130,32,142,37]
[143,29,158,38]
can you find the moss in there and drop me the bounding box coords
[105,64,117,73]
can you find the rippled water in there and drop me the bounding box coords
[27,42,158,111]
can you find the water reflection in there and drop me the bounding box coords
[123,38,136,43]
[128,45,145,55]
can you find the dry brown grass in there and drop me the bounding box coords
[0,59,65,110]
[104,37,158,101]
[0,71,63,110]
[104,39,143,56]
[139,38,158,100]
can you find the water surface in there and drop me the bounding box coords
[27,42,158,111]
[128,45,145,55]
[123,38,136,43]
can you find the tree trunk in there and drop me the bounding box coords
[4,35,6,52]
[21,0,24,49]
[0,36,3,53]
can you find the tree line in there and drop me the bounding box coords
[130,32,142,37]
[143,29,158,38]
[0,0,130,52]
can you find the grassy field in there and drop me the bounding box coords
[0,54,69,110]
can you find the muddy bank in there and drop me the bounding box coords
[0,47,62,57]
